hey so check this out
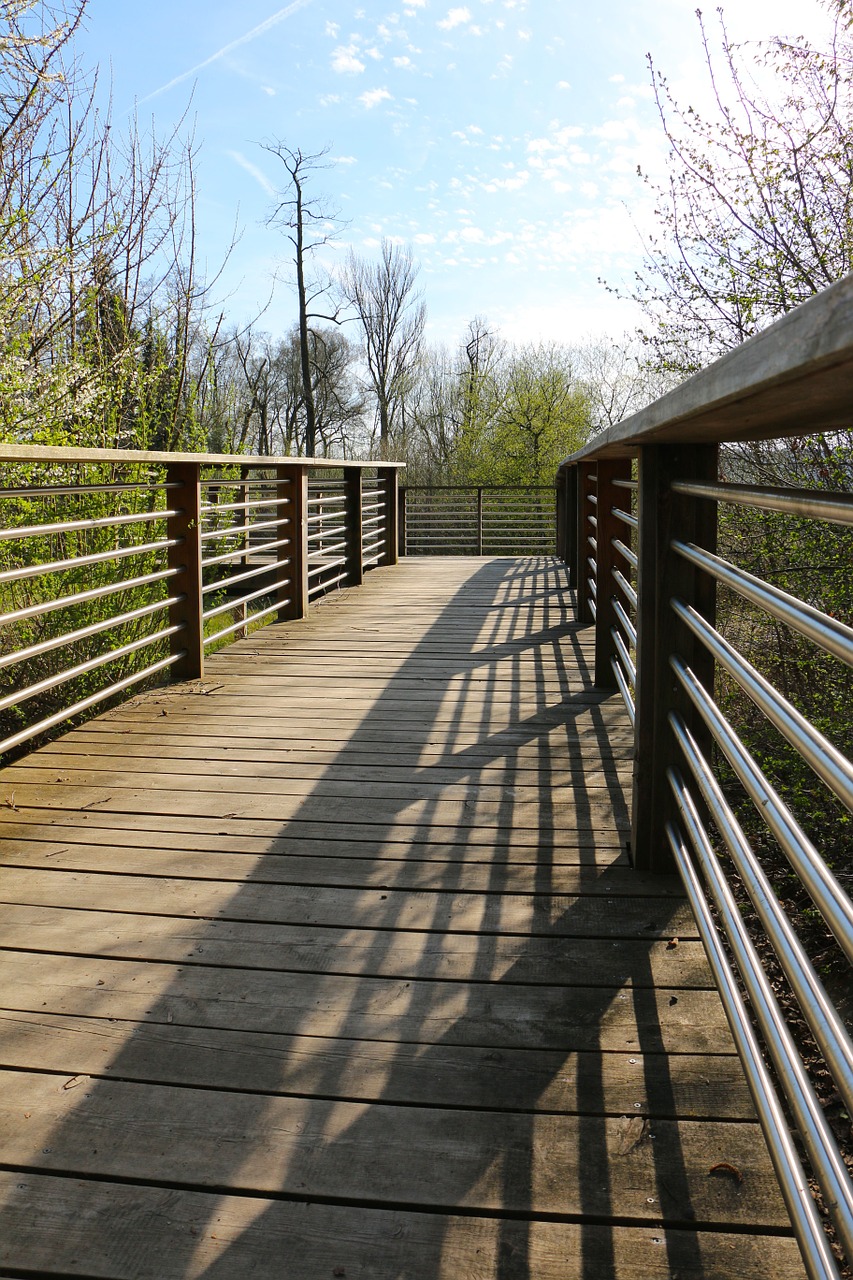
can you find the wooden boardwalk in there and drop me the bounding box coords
[0,557,803,1278]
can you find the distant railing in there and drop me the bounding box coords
[557,276,853,1280]
[0,446,401,761]
[400,485,555,556]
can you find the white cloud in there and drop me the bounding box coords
[333,155,358,165]
[319,93,342,105]
[325,20,339,37]
[359,87,392,108]
[332,44,366,73]
[482,170,530,192]
[393,55,414,67]
[261,86,276,96]
[227,150,277,197]
[528,125,583,155]
[438,7,471,30]
[557,80,571,90]
[414,232,436,244]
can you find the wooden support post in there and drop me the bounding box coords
[476,487,484,555]
[166,461,204,682]
[631,443,718,873]
[594,458,632,688]
[344,466,364,587]
[565,466,578,588]
[278,464,308,620]
[555,477,565,560]
[378,466,399,566]
[576,462,596,625]
[237,465,250,638]
[398,486,407,557]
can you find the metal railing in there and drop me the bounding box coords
[556,275,853,1280]
[400,485,556,556]
[0,446,401,762]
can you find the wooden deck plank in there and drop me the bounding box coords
[0,556,805,1278]
[0,1069,789,1226]
[0,866,696,936]
[0,904,711,984]
[0,1013,754,1117]
[0,839,670,894]
[0,1173,804,1280]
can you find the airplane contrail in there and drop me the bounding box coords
[138,0,316,104]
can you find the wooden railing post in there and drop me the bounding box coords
[378,466,399,566]
[276,464,308,621]
[593,458,632,687]
[344,466,364,586]
[576,462,596,625]
[631,443,718,872]
[398,486,407,557]
[564,466,578,588]
[166,461,204,682]
[237,464,250,638]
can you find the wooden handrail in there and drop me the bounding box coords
[559,271,853,460]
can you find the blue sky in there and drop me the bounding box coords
[82,0,834,350]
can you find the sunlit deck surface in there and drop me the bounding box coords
[0,557,804,1279]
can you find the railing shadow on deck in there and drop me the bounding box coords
[0,558,709,1280]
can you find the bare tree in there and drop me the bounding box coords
[263,141,343,456]
[339,238,426,455]
[613,4,853,375]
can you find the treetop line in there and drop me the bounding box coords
[1,1,852,491]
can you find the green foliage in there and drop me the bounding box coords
[403,326,593,485]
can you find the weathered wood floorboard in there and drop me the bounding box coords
[0,556,804,1278]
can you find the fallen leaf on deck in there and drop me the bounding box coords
[709,1161,743,1185]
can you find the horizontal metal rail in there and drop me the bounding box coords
[664,818,842,1280]
[199,515,289,543]
[674,540,853,667]
[673,479,853,525]
[0,651,184,758]
[0,595,181,672]
[0,508,179,541]
[670,713,853,1117]
[673,599,853,815]
[203,588,291,646]
[0,566,182,628]
[0,624,183,715]
[672,655,853,964]
[201,536,291,570]
[0,537,178,586]
[611,655,635,727]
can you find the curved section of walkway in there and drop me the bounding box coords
[0,557,802,1278]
